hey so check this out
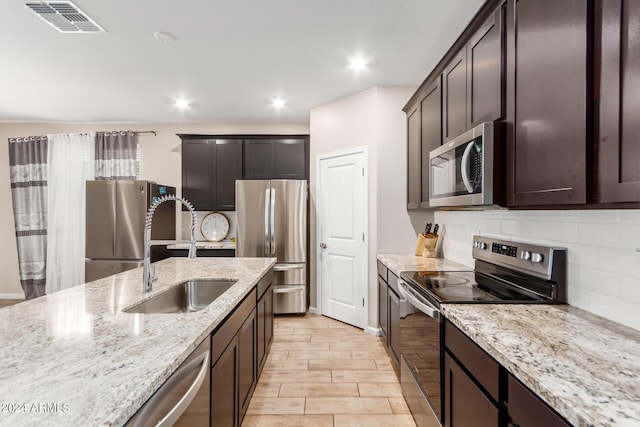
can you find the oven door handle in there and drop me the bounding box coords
[399,280,440,320]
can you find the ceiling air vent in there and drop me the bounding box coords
[25,1,105,33]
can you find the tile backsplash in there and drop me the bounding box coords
[180,211,237,241]
[435,209,640,331]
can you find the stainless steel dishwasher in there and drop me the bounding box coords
[125,336,210,427]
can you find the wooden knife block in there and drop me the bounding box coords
[414,233,426,255]
[421,234,438,258]
[415,233,439,258]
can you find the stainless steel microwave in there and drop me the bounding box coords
[429,122,504,207]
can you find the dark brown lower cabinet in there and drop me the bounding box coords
[444,320,571,427]
[507,374,571,427]
[211,336,238,427]
[378,276,388,338]
[170,249,235,258]
[257,283,274,376]
[388,289,401,368]
[238,309,256,423]
[377,262,400,374]
[444,352,499,427]
[211,305,255,427]
[210,271,274,427]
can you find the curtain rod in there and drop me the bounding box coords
[135,130,156,136]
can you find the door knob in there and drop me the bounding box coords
[320,243,327,249]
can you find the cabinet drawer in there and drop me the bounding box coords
[211,288,256,366]
[388,272,399,295]
[377,261,388,282]
[508,374,570,427]
[445,321,499,401]
[256,269,274,301]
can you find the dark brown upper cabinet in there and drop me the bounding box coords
[407,77,442,210]
[443,9,504,143]
[597,0,640,203]
[182,135,309,212]
[182,139,213,210]
[181,139,242,211]
[467,7,504,128]
[506,0,589,206]
[407,104,422,210]
[243,140,274,179]
[244,139,308,180]
[215,141,244,209]
[443,48,468,143]
[420,77,442,207]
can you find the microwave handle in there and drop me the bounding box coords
[460,141,475,193]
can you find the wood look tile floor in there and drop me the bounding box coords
[0,299,23,309]
[243,314,417,427]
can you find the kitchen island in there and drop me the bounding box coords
[0,257,275,427]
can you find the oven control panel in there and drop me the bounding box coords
[471,235,566,281]
[491,243,518,257]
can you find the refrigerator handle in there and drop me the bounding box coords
[270,187,276,256]
[264,188,270,256]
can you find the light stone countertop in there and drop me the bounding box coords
[441,304,640,427]
[0,257,275,427]
[376,253,472,276]
[165,240,236,250]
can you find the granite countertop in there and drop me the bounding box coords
[0,257,275,427]
[166,240,236,250]
[376,253,471,276]
[441,304,640,427]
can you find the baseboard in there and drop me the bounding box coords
[308,306,317,314]
[366,326,383,337]
[0,293,24,299]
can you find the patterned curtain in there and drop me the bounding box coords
[8,136,48,299]
[95,131,138,179]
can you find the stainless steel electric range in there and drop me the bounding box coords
[399,236,566,427]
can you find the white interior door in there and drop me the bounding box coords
[317,149,367,329]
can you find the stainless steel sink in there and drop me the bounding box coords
[125,279,237,314]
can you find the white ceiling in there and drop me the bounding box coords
[0,0,485,123]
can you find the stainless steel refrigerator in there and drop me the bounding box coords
[236,179,307,314]
[85,180,176,282]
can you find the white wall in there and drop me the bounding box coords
[309,86,433,330]
[376,87,436,253]
[435,209,640,331]
[0,122,308,296]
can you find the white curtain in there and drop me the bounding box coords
[45,132,95,294]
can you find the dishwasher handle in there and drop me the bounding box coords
[157,350,210,427]
[127,349,210,427]
[398,280,440,320]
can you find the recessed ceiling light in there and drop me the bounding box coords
[174,98,190,109]
[349,56,368,72]
[154,31,175,43]
[271,98,286,109]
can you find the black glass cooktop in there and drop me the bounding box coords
[401,270,540,306]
